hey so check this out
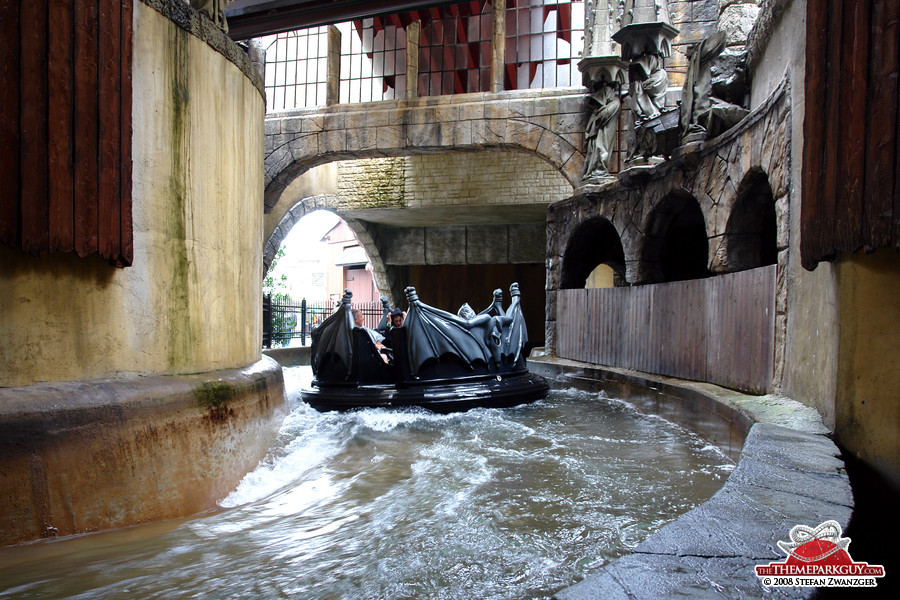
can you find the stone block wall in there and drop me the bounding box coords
[376,223,546,266]
[335,151,571,212]
[404,153,571,208]
[264,89,589,213]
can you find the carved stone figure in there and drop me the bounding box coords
[629,53,669,120]
[191,0,230,32]
[680,31,727,141]
[582,82,622,179]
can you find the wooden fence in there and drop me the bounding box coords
[556,265,776,393]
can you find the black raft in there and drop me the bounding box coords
[301,283,550,412]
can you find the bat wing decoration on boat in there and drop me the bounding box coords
[501,283,528,368]
[403,286,495,377]
[404,284,530,377]
[310,289,355,382]
[309,283,533,382]
[303,282,547,412]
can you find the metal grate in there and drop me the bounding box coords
[263,28,330,111]
[340,20,407,104]
[504,0,584,90]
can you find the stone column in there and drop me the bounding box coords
[491,0,506,93]
[406,21,421,100]
[326,25,341,106]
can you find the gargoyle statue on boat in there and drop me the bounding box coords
[301,283,550,412]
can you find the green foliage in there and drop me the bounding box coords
[263,245,290,300]
[264,245,295,348]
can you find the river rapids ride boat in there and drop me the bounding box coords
[300,283,550,412]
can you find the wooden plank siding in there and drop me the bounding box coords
[556,266,776,393]
[0,0,133,266]
[801,0,900,269]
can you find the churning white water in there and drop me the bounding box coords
[0,367,733,599]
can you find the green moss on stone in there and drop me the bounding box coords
[195,381,236,421]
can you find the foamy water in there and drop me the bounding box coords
[0,367,732,600]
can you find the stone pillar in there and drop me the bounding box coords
[406,21,421,100]
[326,25,341,106]
[491,0,506,93]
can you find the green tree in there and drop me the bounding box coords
[263,246,295,347]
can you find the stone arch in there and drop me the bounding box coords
[263,92,587,214]
[263,194,398,303]
[723,167,777,272]
[560,217,627,289]
[641,190,710,283]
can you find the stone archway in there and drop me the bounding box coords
[263,194,399,304]
[263,90,589,215]
[641,191,710,284]
[560,217,626,289]
[724,167,777,272]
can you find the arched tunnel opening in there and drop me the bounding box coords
[726,169,777,271]
[643,192,710,283]
[560,217,627,289]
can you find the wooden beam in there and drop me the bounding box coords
[48,0,76,254]
[20,0,50,256]
[74,0,100,257]
[0,0,21,249]
[226,0,464,40]
[864,0,899,250]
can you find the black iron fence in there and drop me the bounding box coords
[262,295,384,348]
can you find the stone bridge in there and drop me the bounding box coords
[263,88,589,215]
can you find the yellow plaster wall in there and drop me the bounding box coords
[749,0,841,426]
[0,3,265,387]
[835,249,900,490]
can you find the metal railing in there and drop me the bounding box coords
[262,295,385,348]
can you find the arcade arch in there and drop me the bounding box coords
[642,191,710,284]
[724,168,777,272]
[263,195,397,303]
[560,217,626,289]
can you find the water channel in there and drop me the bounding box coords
[0,367,733,599]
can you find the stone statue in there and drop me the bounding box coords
[629,53,669,120]
[680,31,727,141]
[582,81,622,179]
[191,0,230,33]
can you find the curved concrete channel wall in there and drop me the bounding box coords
[0,357,287,546]
[529,357,853,599]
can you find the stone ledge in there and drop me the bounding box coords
[263,346,311,367]
[529,357,850,599]
[0,357,288,545]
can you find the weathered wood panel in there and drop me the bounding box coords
[556,266,776,393]
[19,0,50,256]
[802,0,900,269]
[119,0,134,266]
[74,0,101,257]
[0,0,19,248]
[48,0,76,254]
[0,0,133,266]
